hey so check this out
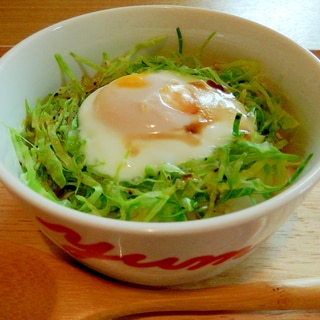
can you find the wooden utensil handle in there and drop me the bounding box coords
[110,279,320,318]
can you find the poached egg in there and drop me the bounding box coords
[79,70,255,180]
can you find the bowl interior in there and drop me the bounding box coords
[1,5,320,229]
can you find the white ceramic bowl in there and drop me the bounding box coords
[1,5,320,286]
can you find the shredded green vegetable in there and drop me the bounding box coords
[11,28,312,222]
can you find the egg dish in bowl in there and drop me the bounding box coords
[0,5,320,286]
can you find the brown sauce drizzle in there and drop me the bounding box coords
[125,130,202,156]
[184,121,208,134]
[206,80,226,92]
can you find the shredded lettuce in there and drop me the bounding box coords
[11,28,312,222]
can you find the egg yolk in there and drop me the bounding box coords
[114,74,147,88]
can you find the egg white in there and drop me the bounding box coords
[78,71,255,180]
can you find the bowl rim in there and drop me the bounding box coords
[1,4,320,235]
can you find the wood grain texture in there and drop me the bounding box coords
[0,1,320,318]
[1,0,319,48]
[115,313,320,320]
